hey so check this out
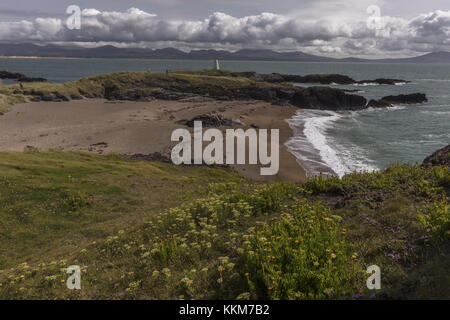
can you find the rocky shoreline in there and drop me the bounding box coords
[88,71,428,111]
[367,93,428,108]
[0,70,47,83]
[423,144,450,167]
[11,74,427,110]
[1,70,430,112]
[193,71,409,86]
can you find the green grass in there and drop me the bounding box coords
[0,150,243,270]
[419,197,450,246]
[0,151,449,299]
[0,175,363,299]
[0,93,26,114]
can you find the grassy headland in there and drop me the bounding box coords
[0,150,448,299]
[0,71,280,114]
[0,70,369,115]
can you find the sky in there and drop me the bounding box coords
[0,0,450,58]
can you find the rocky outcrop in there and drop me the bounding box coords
[0,71,394,112]
[423,144,450,167]
[380,93,428,105]
[291,86,367,111]
[128,152,172,163]
[277,74,356,85]
[102,75,368,111]
[15,76,48,83]
[0,70,47,82]
[367,93,428,108]
[28,90,78,102]
[204,71,408,86]
[367,99,392,108]
[280,75,408,86]
[15,76,367,111]
[177,113,237,127]
[0,71,23,79]
[356,79,408,85]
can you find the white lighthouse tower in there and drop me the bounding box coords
[214,59,220,71]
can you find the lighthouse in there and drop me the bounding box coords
[214,59,220,71]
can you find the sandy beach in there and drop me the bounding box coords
[0,99,306,182]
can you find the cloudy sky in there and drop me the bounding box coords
[0,0,450,58]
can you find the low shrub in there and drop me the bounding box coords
[419,197,450,246]
[244,200,362,299]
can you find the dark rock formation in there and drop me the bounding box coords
[16,76,48,83]
[291,87,367,111]
[213,71,408,86]
[380,93,428,105]
[0,70,47,82]
[367,93,428,108]
[356,79,408,85]
[278,74,356,85]
[4,71,395,112]
[423,144,450,167]
[367,99,393,108]
[29,91,73,102]
[177,113,236,127]
[128,152,172,163]
[236,72,356,85]
[104,76,368,111]
[17,76,367,111]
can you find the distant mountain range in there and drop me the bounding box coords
[1,43,450,63]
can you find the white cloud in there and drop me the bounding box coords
[1,7,450,57]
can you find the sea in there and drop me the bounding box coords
[1,57,449,177]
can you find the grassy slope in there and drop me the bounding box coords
[0,151,449,300]
[0,150,243,270]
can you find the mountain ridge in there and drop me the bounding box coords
[1,43,450,63]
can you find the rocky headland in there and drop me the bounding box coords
[423,144,450,167]
[183,70,409,86]
[367,93,428,108]
[0,70,47,83]
[0,70,428,115]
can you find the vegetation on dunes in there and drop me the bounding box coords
[0,150,449,299]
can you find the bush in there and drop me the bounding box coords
[244,200,362,299]
[302,175,343,195]
[419,198,450,246]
